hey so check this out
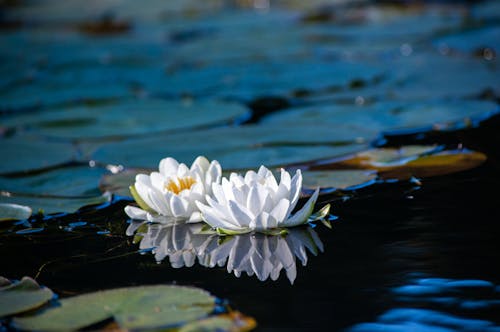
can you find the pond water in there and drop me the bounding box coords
[1,0,499,331]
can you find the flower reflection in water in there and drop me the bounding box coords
[127,221,324,284]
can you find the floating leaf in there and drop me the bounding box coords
[2,99,250,140]
[302,170,377,190]
[13,285,216,331]
[262,100,498,135]
[0,194,110,215]
[338,145,439,169]
[0,277,54,317]
[91,124,367,169]
[0,203,32,221]
[0,136,76,175]
[0,166,105,197]
[377,149,488,180]
[304,146,487,181]
[178,311,257,332]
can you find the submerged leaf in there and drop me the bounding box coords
[13,285,216,331]
[0,277,54,317]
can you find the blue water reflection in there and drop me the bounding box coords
[348,276,500,332]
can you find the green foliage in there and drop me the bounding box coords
[0,277,54,317]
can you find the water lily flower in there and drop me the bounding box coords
[125,156,222,224]
[195,166,324,234]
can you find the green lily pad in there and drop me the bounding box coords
[0,203,32,221]
[302,170,377,190]
[91,123,367,169]
[2,99,249,140]
[262,100,498,134]
[0,136,76,175]
[0,194,110,215]
[0,166,105,197]
[0,277,54,317]
[13,285,215,331]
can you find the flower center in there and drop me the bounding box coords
[165,176,196,195]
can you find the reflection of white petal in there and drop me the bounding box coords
[129,223,323,284]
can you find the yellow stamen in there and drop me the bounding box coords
[165,176,196,195]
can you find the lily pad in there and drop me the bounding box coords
[0,277,54,317]
[2,99,250,140]
[179,311,257,332]
[0,166,105,197]
[0,203,32,221]
[262,100,499,134]
[304,146,487,181]
[0,193,110,215]
[91,123,368,169]
[377,149,488,180]
[0,136,76,175]
[13,285,215,331]
[302,170,377,190]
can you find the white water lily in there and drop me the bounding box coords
[125,156,221,224]
[195,166,322,234]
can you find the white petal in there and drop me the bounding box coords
[196,201,245,231]
[221,177,235,202]
[257,165,270,178]
[211,183,227,205]
[188,211,203,223]
[159,157,179,176]
[246,184,268,217]
[177,163,190,178]
[244,170,258,185]
[287,169,302,215]
[273,168,291,203]
[251,212,278,231]
[169,194,189,218]
[205,160,222,192]
[148,189,170,216]
[280,188,319,227]
[149,172,165,192]
[124,205,148,221]
[231,184,248,207]
[228,200,253,227]
[270,198,291,223]
[229,172,245,187]
[191,156,210,173]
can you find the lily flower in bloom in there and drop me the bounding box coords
[125,156,221,224]
[196,166,326,234]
